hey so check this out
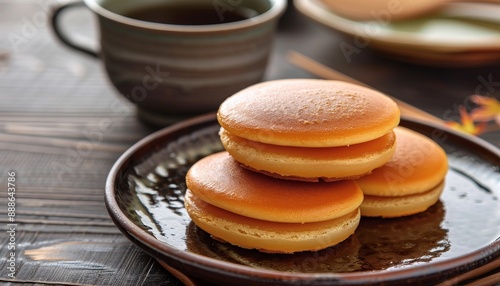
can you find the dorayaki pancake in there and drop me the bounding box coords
[186,152,364,223]
[185,190,361,254]
[357,127,448,196]
[357,127,448,218]
[217,79,400,147]
[360,181,444,218]
[219,127,396,182]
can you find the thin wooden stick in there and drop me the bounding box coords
[158,261,200,286]
[435,258,500,286]
[286,51,445,125]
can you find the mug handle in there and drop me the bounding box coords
[50,1,99,58]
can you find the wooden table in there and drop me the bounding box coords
[0,1,498,285]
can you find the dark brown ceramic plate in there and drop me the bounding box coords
[105,113,500,285]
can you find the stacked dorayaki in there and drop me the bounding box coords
[184,79,448,254]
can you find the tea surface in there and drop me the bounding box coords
[125,4,252,25]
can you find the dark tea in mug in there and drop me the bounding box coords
[124,3,257,25]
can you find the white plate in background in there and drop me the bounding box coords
[294,0,500,66]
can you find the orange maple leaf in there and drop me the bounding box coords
[446,105,487,135]
[469,95,500,126]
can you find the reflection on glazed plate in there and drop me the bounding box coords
[294,0,500,66]
[105,113,500,285]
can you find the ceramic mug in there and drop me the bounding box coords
[51,0,287,125]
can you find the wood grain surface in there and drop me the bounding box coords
[0,0,498,285]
